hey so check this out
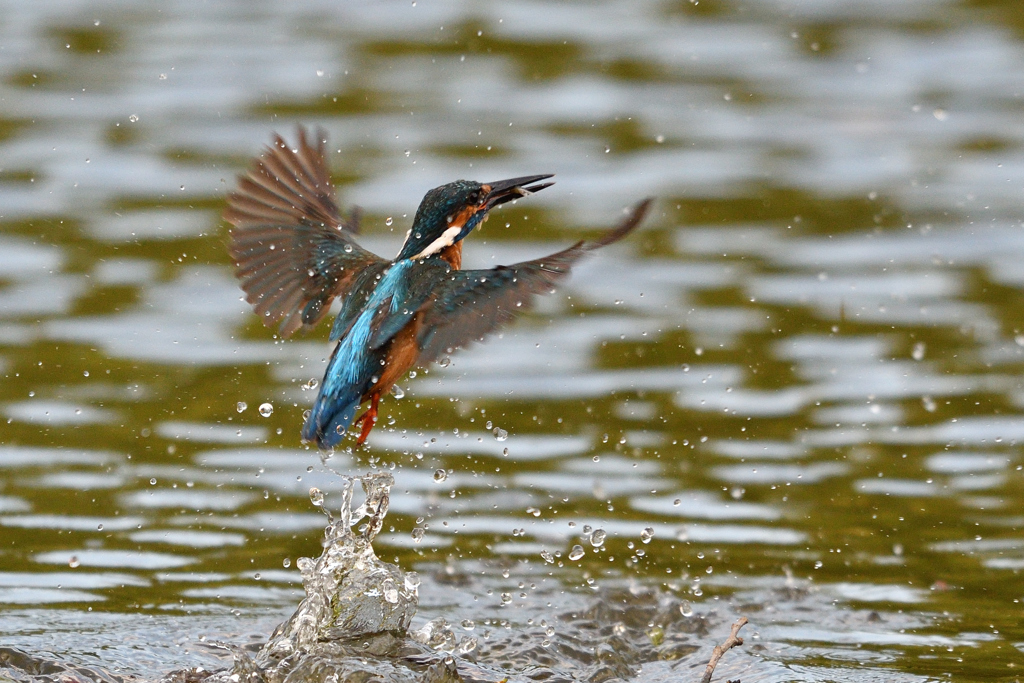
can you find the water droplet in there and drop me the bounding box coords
[500,592,512,605]
[679,600,693,617]
[282,558,291,568]
[404,149,411,157]
[68,556,80,568]
[236,401,247,413]
[433,469,448,483]
[568,545,585,561]
[526,507,541,517]
[540,550,554,564]
[655,134,665,143]
[259,402,273,417]
[159,73,167,80]
[590,529,606,548]
[316,69,324,77]
[383,578,398,604]
[309,487,324,507]
[301,378,319,391]
[730,487,745,500]
[912,342,926,361]
[149,478,157,486]
[922,395,937,412]
[96,523,104,531]
[390,384,405,399]
[411,527,425,543]
[385,216,393,226]
[612,622,627,636]
[302,409,311,420]
[492,427,508,441]
[405,572,421,590]
[439,357,451,368]
[129,114,138,123]
[343,244,353,253]
[640,527,654,544]
[254,572,261,580]
[461,619,475,631]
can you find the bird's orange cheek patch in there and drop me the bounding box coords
[450,205,478,229]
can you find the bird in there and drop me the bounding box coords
[224,127,651,450]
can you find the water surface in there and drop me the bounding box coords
[1,1,1024,680]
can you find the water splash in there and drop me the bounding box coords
[257,472,418,665]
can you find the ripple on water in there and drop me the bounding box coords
[708,439,807,460]
[0,237,64,277]
[711,462,849,485]
[0,496,30,513]
[92,258,159,286]
[120,489,256,511]
[676,384,807,417]
[3,400,118,426]
[181,585,302,604]
[171,512,325,534]
[369,430,589,460]
[0,572,149,589]
[0,447,121,468]
[0,274,88,317]
[855,479,940,497]
[154,421,268,444]
[194,448,347,470]
[90,209,215,242]
[0,587,104,604]
[826,582,930,605]
[128,529,247,548]
[0,515,144,531]
[34,550,196,570]
[630,491,782,521]
[513,472,663,497]
[562,453,661,475]
[925,452,1012,474]
[813,402,903,425]
[418,364,740,400]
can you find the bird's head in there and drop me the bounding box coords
[397,174,553,261]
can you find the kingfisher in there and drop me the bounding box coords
[224,127,651,450]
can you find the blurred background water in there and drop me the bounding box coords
[2,0,1024,680]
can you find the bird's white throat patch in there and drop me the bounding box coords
[411,224,463,259]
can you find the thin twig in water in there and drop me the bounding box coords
[699,616,748,683]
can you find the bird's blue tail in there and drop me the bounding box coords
[302,390,360,449]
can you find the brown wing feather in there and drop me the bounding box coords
[225,126,385,338]
[416,198,652,363]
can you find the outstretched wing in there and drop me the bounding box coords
[225,126,386,338]
[415,198,652,363]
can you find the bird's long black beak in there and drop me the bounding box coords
[483,174,555,208]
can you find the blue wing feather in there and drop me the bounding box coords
[304,259,446,447]
[366,259,450,350]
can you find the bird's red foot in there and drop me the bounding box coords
[354,393,381,446]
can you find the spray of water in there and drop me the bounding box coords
[258,472,419,664]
